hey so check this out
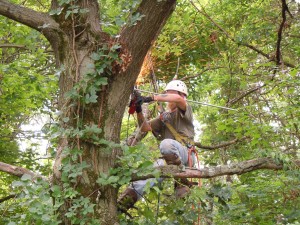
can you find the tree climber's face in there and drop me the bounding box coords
[166,90,185,111]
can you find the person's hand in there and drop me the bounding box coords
[135,95,154,113]
[130,90,154,114]
[135,96,152,113]
[160,111,172,122]
[136,95,154,104]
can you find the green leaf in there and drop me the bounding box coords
[21,174,32,181]
[51,185,62,198]
[85,92,98,104]
[107,175,119,183]
[62,117,69,122]
[49,8,63,16]
[91,52,101,61]
[65,11,72,19]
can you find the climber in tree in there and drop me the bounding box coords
[118,80,196,213]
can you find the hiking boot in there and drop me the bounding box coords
[174,178,198,198]
[162,153,181,165]
[117,188,138,213]
[175,185,190,198]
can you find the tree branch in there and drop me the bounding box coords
[132,157,300,181]
[195,136,248,150]
[0,0,59,32]
[276,0,289,65]
[0,44,26,48]
[0,161,45,179]
[125,105,151,146]
[0,194,17,203]
[227,84,264,106]
[121,0,176,56]
[181,67,225,81]
[289,34,300,39]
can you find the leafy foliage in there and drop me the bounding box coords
[1,175,60,225]
[0,9,57,224]
[100,0,143,35]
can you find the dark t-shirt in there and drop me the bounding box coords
[150,104,195,141]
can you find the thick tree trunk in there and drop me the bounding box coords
[47,1,177,224]
[47,5,122,225]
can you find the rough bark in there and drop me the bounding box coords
[105,0,177,141]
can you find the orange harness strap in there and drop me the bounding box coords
[188,145,202,225]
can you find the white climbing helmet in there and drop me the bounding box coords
[165,80,188,96]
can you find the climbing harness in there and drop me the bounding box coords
[163,122,194,147]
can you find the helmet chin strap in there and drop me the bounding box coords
[178,92,187,100]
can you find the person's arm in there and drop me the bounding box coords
[136,111,152,132]
[135,93,186,131]
[153,94,186,111]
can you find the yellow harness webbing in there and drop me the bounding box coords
[164,122,194,147]
[164,122,196,167]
